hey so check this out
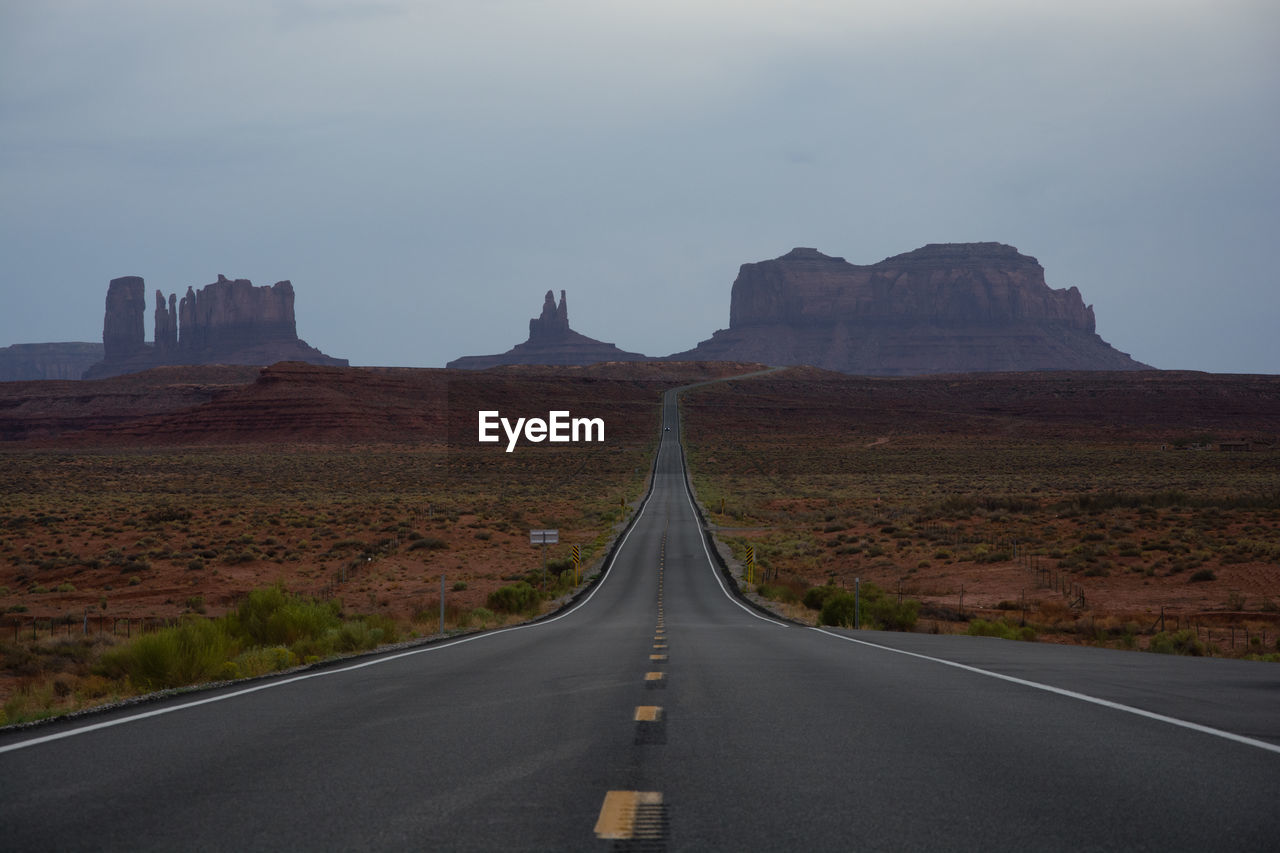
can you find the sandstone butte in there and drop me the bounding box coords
[667,242,1151,375]
[447,289,648,369]
[81,275,347,380]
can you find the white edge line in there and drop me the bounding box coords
[812,627,1280,757]
[672,392,786,629]
[669,383,1278,757]
[0,462,658,756]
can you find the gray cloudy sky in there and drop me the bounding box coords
[3,0,1277,372]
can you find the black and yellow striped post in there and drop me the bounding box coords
[746,546,755,585]
[572,544,581,584]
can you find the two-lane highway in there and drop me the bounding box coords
[2,386,1278,850]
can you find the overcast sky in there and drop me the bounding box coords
[3,1,1277,373]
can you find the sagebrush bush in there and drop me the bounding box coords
[98,617,235,690]
[867,596,919,631]
[809,582,918,631]
[757,582,800,604]
[229,585,341,646]
[819,593,859,627]
[95,585,400,692]
[487,581,541,614]
[1148,629,1206,656]
[231,645,297,678]
[803,585,839,611]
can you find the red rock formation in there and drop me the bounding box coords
[178,276,297,351]
[529,290,571,340]
[670,243,1149,375]
[84,275,345,379]
[449,290,646,369]
[0,343,105,382]
[154,291,177,353]
[102,277,147,363]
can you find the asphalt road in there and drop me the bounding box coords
[2,388,1278,851]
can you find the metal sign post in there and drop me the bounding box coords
[530,529,559,591]
[854,577,860,630]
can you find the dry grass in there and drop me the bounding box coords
[682,376,1280,658]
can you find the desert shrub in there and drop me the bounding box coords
[356,613,399,645]
[803,585,840,611]
[230,585,342,646]
[867,596,919,632]
[967,619,1037,641]
[97,618,235,690]
[452,580,468,591]
[487,581,541,614]
[285,612,401,659]
[464,607,496,627]
[1189,569,1217,583]
[940,496,978,517]
[756,582,800,604]
[1148,629,1206,656]
[819,592,859,627]
[814,581,917,631]
[146,506,192,524]
[231,645,297,678]
[408,537,448,551]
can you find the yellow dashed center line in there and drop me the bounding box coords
[634,705,662,722]
[594,791,663,840]
[649,654,667,661]
[644,671,664,681]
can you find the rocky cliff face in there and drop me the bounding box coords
[83,275,346,379]
[0,343,105,382]
[671,243,1148,375]
[174,276,297,352]
[102,277,148,363]
[529,289,571,341]
[448,290,647,369]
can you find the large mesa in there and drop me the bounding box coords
[668,243,1149,374]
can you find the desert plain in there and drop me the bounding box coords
[1,362,1278,722]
